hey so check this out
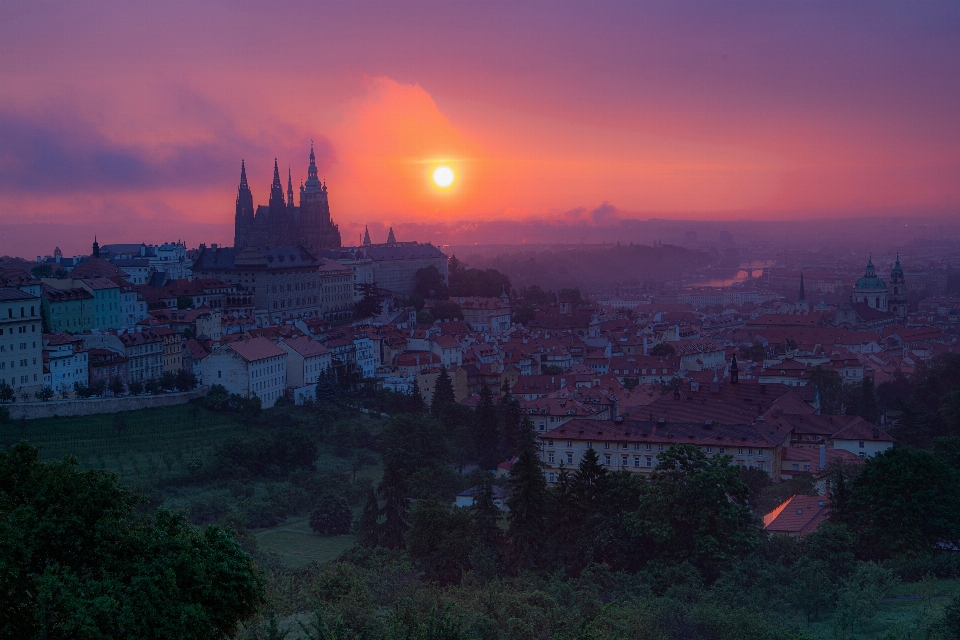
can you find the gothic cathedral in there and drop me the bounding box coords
[233,147,342,251]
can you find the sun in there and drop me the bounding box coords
[432,165,455,188]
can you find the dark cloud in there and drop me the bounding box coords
[0,107,336,193]
[591,201,618,224]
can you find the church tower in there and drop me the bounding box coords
[889,254,907,321]
[298,145,341,250]
[234,160,255,248]
[797,272,809,313]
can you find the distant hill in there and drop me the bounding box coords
[455,243,711,292]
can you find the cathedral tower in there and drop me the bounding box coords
[234,160,255,248]
[889,255,907,321]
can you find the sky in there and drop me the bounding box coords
[1,1,959,257]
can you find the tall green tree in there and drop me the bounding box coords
[809,366,844,415]
[0,442,264,640]
[431,366,456,420]
[635,444,759,581]
[834,447,960,559]
[505,449,547,571]
[355,488,380,548]
[857,377,881,424]
[471,475,503,577]
[378,461,410,550]
[406,497,474,585]
[354,282,383,318]
[474,385,500,470]
[498,382,522,459]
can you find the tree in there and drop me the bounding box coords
[31,263,53,278]
[0,380,13,403]
[470,475,503,578]
[408,378,426,414]
[512,303,536,326]
[355,488,380,548]
[414,265,449,299]
[742,342,766,362]
[378,461,409,550]
[650,342,676,357]
[315,368,338,406]
[405,497,474,585]
[809,366,844,415]
[835,447,960,559]
[34,386,54,401]
[310,494,353,536]
[354,282,384,318]
[128,379,144,395]
[160,370,178,391]
[431,366,456,420]
[474,385,500,470]
[177,294,193,310]
[857,377,881,424]
[0,442,264,639]
[636,444,759,580]
[175,368,197,391]
[108,374,125,396]
[506,449,547,571]
[431,300,464,321]
[144,377,162,394]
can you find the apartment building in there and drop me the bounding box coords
[0,289,44,397]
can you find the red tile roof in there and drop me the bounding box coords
[764,494,830,537]
[228,336,286,362]
[281,336,331,358]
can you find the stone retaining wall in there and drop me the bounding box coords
[4,388,206,420]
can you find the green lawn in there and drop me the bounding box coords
[806,578,958,639]
[255,517,356,569]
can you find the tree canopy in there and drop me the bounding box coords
[0,442,264,639]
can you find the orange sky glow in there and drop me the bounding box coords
[1,1,958,255]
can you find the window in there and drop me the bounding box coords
[858,452,866,459]
[566,453,573,464]
[548,473,556,483]
[547,453,554,464]
[792,463,799,471]
[706,446,712,453]
[758,449,763,456]
[634,457,640,468]
[566,440,572,447]
[719,447,725,454]
[658,445,664,451]
[858,441,864,449]
[604,442,610,449]
[646,457,652,467]
[748,449,753,456]
[604,455,611,466]
[622,443,628,450]
[738,448,744,455]
[621,456,627,467]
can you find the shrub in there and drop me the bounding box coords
[310,493,353,536]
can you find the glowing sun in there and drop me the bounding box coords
[432,165,455,187]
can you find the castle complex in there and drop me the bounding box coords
[233,147,342,251]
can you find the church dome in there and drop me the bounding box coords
[854,258,887,292]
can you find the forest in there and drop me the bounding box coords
[5,361,960,638]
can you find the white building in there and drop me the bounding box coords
[202,336,287,408]
[0,289,44,398]
[353,336,377,379]
[279,335,332,404]
[43,339,88,396]
[119,286,148,330]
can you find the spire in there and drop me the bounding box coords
[92,236,100,258]
[287,166,294,207]
[798,271,806,303]
[239,159,249,190]
[268,158,286,210]
[363,225,371,246]
[303,144,321,193]
[387,227,396,244]
[730,354,739,385]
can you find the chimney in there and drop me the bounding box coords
[819,444,826,471]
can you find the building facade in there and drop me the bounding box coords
[202,337,287,409]
[0,289,44,397]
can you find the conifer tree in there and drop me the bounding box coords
[506,449,547,570]
[471,474,503,579]
[408,378,426,414]
[378,461,409,550]
[475,385,500,470]
[315,368,338,406]
[355,488,380,548]
[498,381,523,458]
[431,366,456,419]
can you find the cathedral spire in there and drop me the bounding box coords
[239,159,249,190]
[363,225,371,246]
[798,271,806,303]
[268,158,286,210]
[287,166,294,208]
[387,227,396,244]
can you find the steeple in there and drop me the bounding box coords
[363,225,371,246]
[287,166,294,209]
[239,159,249,190]
[387,227,396,244]
[268,158,286,211]
[92,236,100,258]
[798,272,806,303]
[730,354,739,385]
